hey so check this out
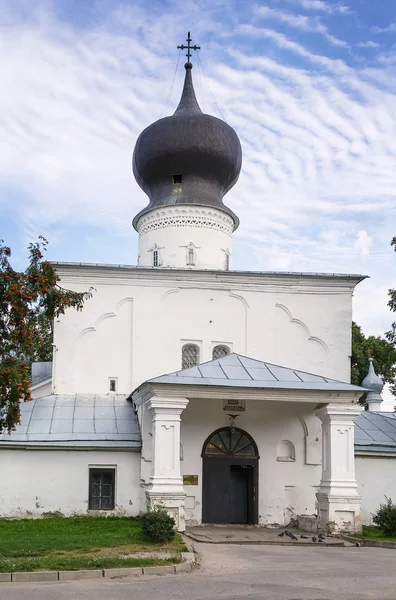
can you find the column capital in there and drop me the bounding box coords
[315,403,362,423]
[147,396,189,415]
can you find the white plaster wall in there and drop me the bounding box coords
[179,398,322,526]
[53,266,357,396]
[356,455,396,525]
[136,206,233,270]
[0,450,141,518]
[31,381,52,400]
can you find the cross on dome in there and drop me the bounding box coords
[177,31,200,65]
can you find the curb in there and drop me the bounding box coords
[185,533,344,547]
[1,552,196,584]
[341,534,396,549]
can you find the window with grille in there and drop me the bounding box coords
[89,468,115,510]
[153,249,159,267]
[182,344,200,369]
[212,345,230,360]
[187,247,195,266]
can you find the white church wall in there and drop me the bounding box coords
[180,398,322,526]
[0,449,141,518]
[53,266,358,396]
[355,455,396,525]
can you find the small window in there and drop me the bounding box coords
[173,174,183,184]
[225,254,230,270]
[213,345,230,360]
[109,378,117,392]
[153,249,159,267]
[182,343,200,370]
[89,468,115,510]
[187,247,195,266]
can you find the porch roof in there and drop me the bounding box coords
[146,353,366,393]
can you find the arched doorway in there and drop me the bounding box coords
[202,427,259,524]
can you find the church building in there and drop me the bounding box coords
[1,43,396,534]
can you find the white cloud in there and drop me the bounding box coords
[0,0,395,339]
[356,41,380,49]
[291,0,351,14]
[255,6,348,47]
[372,23,396,33]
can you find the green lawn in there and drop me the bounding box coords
[354,525,396,543]
[0,517,187,572]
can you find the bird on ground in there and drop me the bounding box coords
[318,538,324,543]
[300,535,308,539]
[312,536,317,542]
[277,531,285,537]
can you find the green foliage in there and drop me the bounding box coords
[351,322,396,404]
[372,497,396,537]
[0,237,92,431]
[0,516,185,572]
[386,237,396,348]
[140,508,176,543]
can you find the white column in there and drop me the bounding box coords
[316,403,362,533]
[145,396,189,531]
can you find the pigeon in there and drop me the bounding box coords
[318,537,324,542]
[277,531,285,537]
[289,532,298,540]
[312,536,317,542]
[300,535,308,539]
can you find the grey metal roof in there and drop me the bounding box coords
[355,411,396,453]
[51,261,366,281]
[0,395,141,448]
[146,353,366,393]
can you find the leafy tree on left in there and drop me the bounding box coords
[0,237,92,432]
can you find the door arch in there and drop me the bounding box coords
[202,427,259,524]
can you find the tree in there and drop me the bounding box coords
[386,237,396,347]
[351,322,396,401]
[0,237,92,432]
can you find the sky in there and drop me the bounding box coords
[1,0,396,346]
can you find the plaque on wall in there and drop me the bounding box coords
[183,475,198,485]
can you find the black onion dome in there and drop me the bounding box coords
[132,62,242,230]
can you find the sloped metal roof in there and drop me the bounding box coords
[355,411,396,453]
[146,353,366,393]
[0,395,141,448]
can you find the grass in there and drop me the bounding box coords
[0,517,187,572]
[353,525,396,543]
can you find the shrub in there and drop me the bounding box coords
[372,496,396,536]
[140,508,175,543]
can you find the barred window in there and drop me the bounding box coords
[153,250,159,267]
[182,344,200,370]
[89,468,115,510]
[212,345,230,360]
[187,247,195,266]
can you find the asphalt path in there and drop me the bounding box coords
[1,543,395,600]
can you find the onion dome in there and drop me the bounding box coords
[132,62,242,230]
[362,358,384,405]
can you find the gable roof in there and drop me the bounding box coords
[355,411,396,453]
[0,394,141,449]
[146,353,366,393]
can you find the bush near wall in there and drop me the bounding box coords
[140,508,175,543]
[372,497,396,536]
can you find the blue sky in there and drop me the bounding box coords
[1,0,396,341]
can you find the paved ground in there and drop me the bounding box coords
[1,543,396,600]
[186,525,343,545]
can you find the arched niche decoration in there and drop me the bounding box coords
[276,440,296,462]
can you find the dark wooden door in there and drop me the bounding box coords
[202,427,259,525]
[202,458,230,523]
[229,465,250,524]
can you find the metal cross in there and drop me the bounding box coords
[177,31,200,63]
